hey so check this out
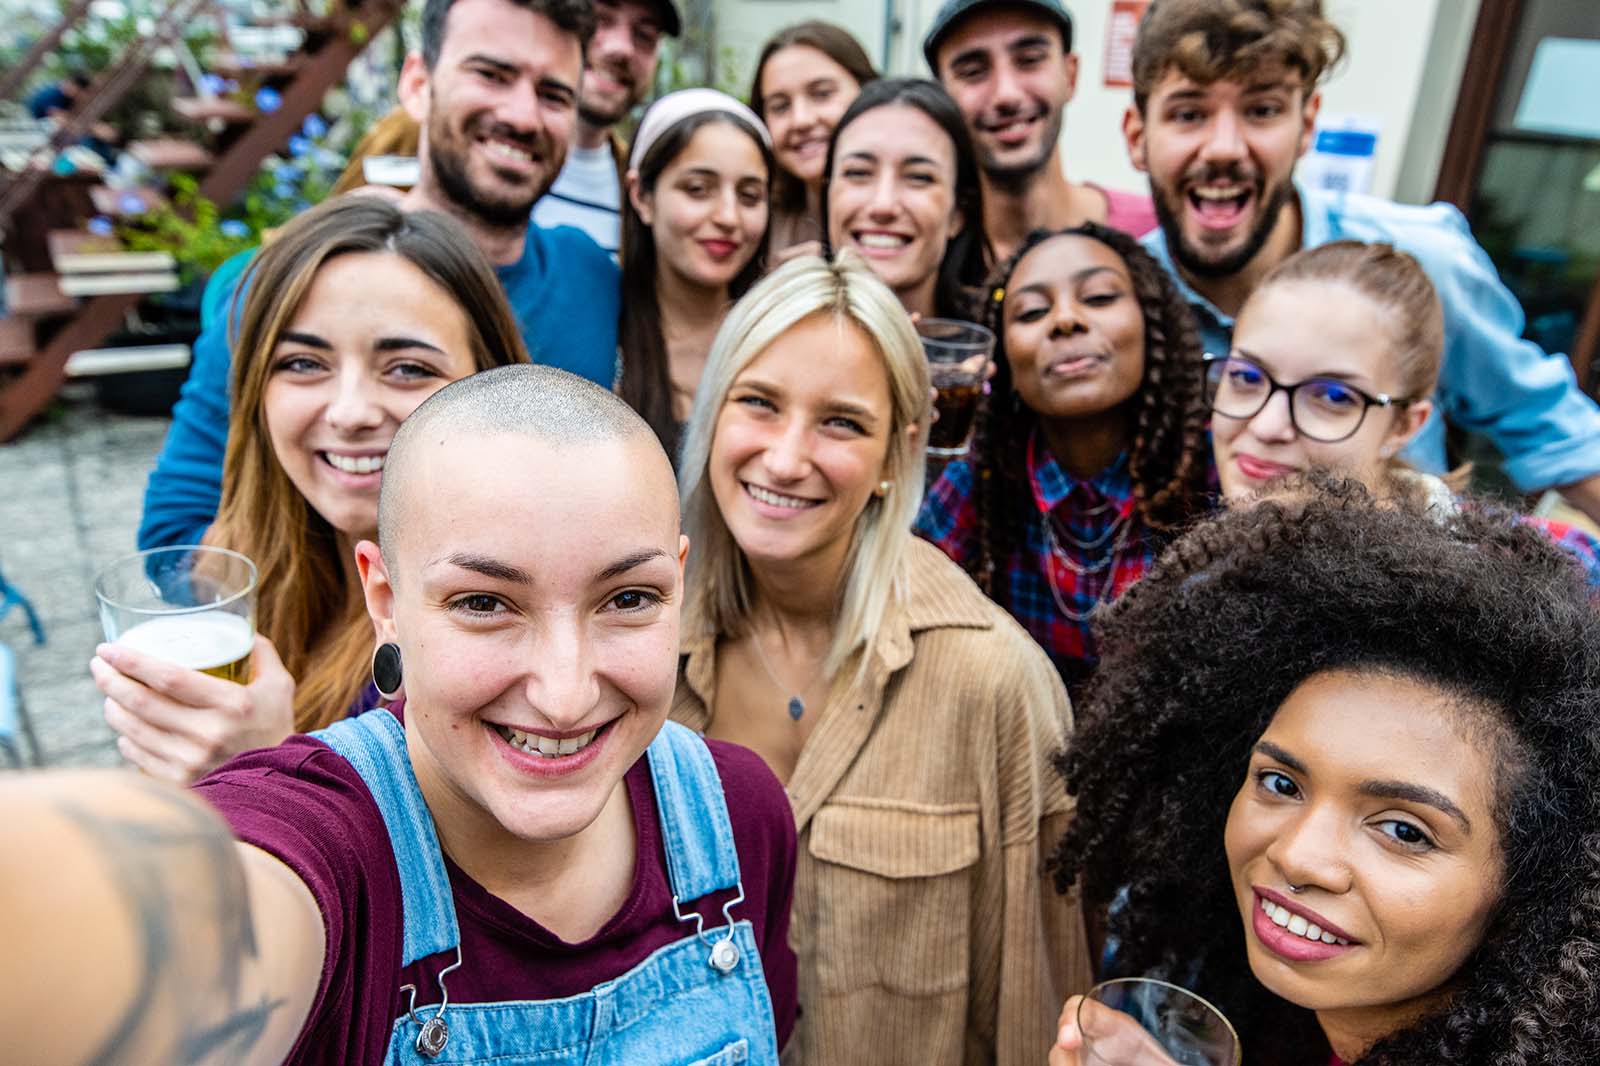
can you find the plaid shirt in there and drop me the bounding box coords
[1529,516,1600,588]
[916,434,1170,688]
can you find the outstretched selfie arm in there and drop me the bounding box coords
[0,770,325,1066]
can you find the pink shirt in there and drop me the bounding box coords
[1090,183,1159,238]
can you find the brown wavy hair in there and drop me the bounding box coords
[211,197,528,731]
[1132,0,1347,112]
[964,223,1211,593]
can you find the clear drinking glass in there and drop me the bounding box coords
[1077,978,1241,1066]
[918,317,995,458]
[95,546,259,683]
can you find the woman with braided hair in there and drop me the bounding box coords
[1048,480,1600,1066]
[915,222,1212,689]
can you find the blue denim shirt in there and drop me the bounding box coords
[138,223,620,550]
[1143,181,1600,491]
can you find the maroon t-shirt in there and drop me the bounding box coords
[194,727,798,1065]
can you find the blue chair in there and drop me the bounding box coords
[0,566,45,647]
[0,566,45,767]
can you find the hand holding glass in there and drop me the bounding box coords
[96,546,258,683]
[1069,979,1240,1066]
[918,318,995,457]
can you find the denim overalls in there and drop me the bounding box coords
[313,710,780,1066]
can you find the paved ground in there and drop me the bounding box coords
[0,384,169,769]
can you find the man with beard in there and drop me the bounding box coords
[138,0,623,551]
[924,0,1157,262]
[1128,0,1600,523]
[531,0,679,255]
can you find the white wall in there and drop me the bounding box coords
[712,0,1479,204]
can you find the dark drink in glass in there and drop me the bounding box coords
[917,318,995,459]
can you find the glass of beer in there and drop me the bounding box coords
[918,318,995,458]
[95,546,258,683]
[1077,979,1240,1066]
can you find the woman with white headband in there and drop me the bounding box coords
[619,88,774,460]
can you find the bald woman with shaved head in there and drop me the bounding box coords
[0,366,798,1066]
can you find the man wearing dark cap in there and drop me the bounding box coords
[925,0,1156,260]
[531,0,680,255]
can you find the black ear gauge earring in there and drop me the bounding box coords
[372,641,404,699]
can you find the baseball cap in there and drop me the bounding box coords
[651,0,682,37]
[922,0,1075,72]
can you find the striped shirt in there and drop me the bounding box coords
[530,142,622,255]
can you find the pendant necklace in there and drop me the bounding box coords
[748,630,812,721]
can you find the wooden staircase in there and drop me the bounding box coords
[0,0,403,442]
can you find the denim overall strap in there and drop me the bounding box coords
[645,720,742,901]
[312,709,461,966]
[380,718,779,1065]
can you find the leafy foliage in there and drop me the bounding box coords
[117,112,360,279]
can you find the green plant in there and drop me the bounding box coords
[117,113,357,281]
[118,174,257,280]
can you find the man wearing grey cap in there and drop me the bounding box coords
[925,0,1156,260]
[531,0,681,254]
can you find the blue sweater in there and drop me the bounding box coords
[137,223,620,550]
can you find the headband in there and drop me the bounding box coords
[627,88,772,171]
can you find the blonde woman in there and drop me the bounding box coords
[672,251,1091,1065]
[92,198,529,782]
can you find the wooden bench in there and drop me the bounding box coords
[127,138,215,171]
[4,274,75,319]
[172,97,256,125]
[0,317,34,367]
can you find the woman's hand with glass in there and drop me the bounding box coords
[1051,995,1180,1066]
[1051,980,1238,1066]
[90,636,296,783]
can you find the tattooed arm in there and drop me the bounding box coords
[0,770,325,1066]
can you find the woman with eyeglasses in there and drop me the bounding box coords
[1208,240,1600,581]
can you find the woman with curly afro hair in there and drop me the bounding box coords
[1047,479,1600,1066]
[915,222,1212,689]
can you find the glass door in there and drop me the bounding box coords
[1464,0,1600,396]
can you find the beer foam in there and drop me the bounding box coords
[115,611,255,672]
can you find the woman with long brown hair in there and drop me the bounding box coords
[748,20,877,255]
[91,197,528,782]
[618,89,772,458]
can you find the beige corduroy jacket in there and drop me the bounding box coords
[672,538,1094,1065]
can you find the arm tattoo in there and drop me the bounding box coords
[57,781,286,1066]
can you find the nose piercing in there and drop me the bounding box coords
[1287,882,1305,894]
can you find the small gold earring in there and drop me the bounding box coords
[876,480,891,497]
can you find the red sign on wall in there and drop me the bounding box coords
[1104,0,1151,88]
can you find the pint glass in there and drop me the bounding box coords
[95,546,258,683]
